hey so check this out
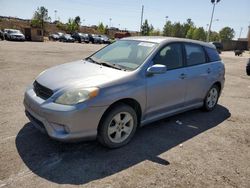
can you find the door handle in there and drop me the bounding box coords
[179,73,187,79]
[207,68,211,74]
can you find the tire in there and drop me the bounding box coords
[203,85,220,111]
[98,103,138,148]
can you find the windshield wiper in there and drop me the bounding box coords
[85,57,123,70]
[99,61,123,70]
[85,57,100,65]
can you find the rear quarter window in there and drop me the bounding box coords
[205,47,221,62]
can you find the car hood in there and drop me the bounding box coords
[36,60,129,91]
[10,33,24,37]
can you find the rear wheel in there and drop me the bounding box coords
[98,103,138,148]
[203,85,220,111]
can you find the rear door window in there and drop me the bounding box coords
[184,44,206,66]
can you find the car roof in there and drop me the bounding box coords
[5,29,19,32]
[122,36,215,49]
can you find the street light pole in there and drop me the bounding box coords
[207,0,220,42]
[140,5,144,33]
[165,16,168,23]
[54,10,57,22]
[109,18,112,28]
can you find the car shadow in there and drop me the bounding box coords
[16,105,230,185]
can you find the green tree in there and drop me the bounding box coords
[186,27,195,39]
[65,16,82,33]
[74,16,81,27]
[56,21,66,31]
[163,21,172,36]
[66,18,78,33]
[31,6,50,34]
[183,18,194,37]
[219,27,235,41]
[192,27,206,41]
[210,31,220,41]
[141,19,150,36]
[149,24,154,35]
[171,22,185,37]
[97,22,106,34]
[150,29,161,36]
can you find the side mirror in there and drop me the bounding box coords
[147,64,167,75]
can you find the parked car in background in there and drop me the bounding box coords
[4,29,25,41]
[24,37,225,148]
[59,34,75,42]
[210,42,223,54]
[234,49,244,56]
[0,30,4,40]
[49,33,60,41]
[246,59,250,76]
[99,35,111,44]
[88,34,102,44]
[71,32,90,43]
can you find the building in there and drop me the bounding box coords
[24,27,43,42]
[248,25,250,49]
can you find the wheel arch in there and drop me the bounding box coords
[97,98,142,131]
[213,81,222,95]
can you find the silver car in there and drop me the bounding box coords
[24,37,225,148]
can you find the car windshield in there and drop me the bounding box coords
[90,40,157,70]
[9,30,21,34]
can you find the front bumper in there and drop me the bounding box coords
[23,87,107,142]
[10,36,25,41]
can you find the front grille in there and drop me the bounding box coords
[33,81,53,100]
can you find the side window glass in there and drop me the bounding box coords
[205,47,221,62]
[153,43,183,70]
[185,44,206,66]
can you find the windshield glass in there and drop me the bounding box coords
[91,40,157,70]
[9,30,21,34]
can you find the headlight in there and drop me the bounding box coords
[55,87,99,105]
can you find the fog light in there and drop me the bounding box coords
[51,123,69,134]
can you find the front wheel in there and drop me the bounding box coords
[98,104,138,148]
[203,85,220,111]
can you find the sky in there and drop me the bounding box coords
[0,0,249,38]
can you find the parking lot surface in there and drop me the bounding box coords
[0,41,249,188]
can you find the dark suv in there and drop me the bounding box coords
[88,34,102,44]
[72,33,89,43]
[210,42,223,54]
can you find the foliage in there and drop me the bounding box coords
[66,18,79,33]
[74,16,81,27]
[150,29,161,36]
[163,21,172,36]
[97,22,106,34]
[192,27,206,41]
[64,16,81,33]
[141,19,153,36]
[210,31,220,41]
[219,27,235,41]
[56,21,66,31]
[31,6,50,31]
[163,19,195,38]
[186,27,195,39]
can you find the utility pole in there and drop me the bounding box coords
[140,5,144,33]
[54,10,57,22]
[207,0,221,42]
[109,18,112,28]
[238,27,243,39]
